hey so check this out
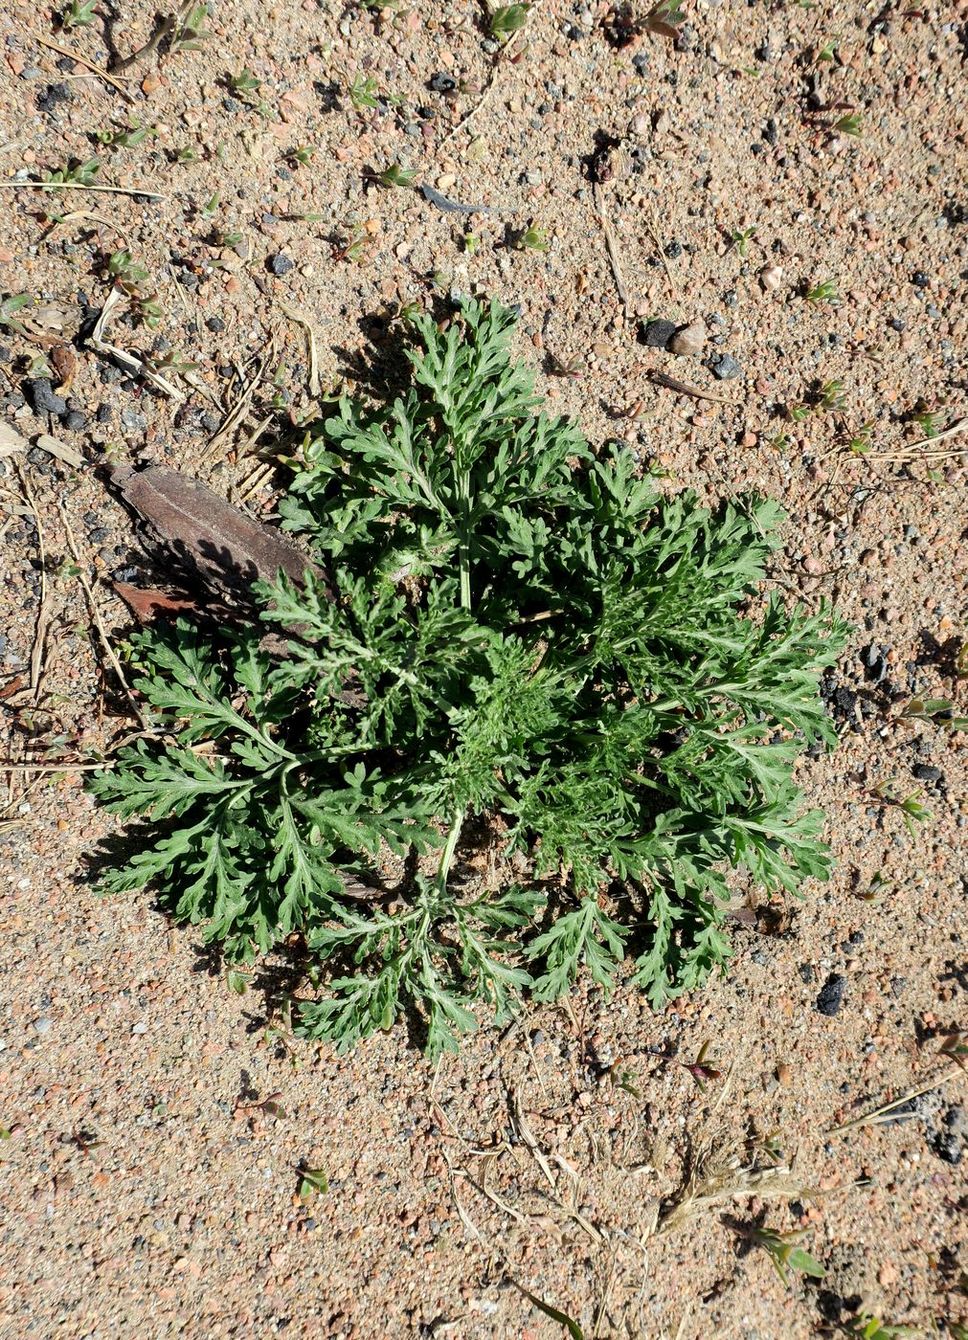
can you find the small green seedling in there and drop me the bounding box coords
[43,158,101,188]
[170,1,211,53]
[900,698,968,731]
[174,145,200,164]
[0,293,32,334]
[226,968,250,994]
[817,37,839,62]
[940,1031,968,1071]
[348,73,380,110]
[95,122,158,149]
[846,1317,917,1339]
[914,409,943,439]
[680,1040,721,1089]
[806,278,839,304]
[61,0,96,27]
[490,4,531,36]
[834,113,863,137]
[377,163,418,189]
[818,379,847,411]
[730,225,757,257]
[872,780,932,839]
[105,249,164,328]
[846,421,874,455]
[288,145,316,166]
[514,224,549,252]
[297,1166,329,1199]
[748,1227,826,1288]
[463,231,480,256]
[332,229,370,263]
[230,67,261,96]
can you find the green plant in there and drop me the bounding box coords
[0,293,32,334]
[915,408,943,439]
[834,113,863,137]
[846,1316,917,1339]
[490,4,531,36]
[846,421,874,455]
[43,157,101,188]
[900,698,968,731]
[288,145,316,166]
[730,225,757,257]
[170,2,211,53]
[61,0,96,26]
[105,249,164,328]
[296,1165,329,1199]
[817,37,838,62]
[872,779,933,838]
[806,278,839,304]
[89,299,846,1058]
[514,224,550,252]
[746,1226,825,1287]
[95,122,158,149]
[376,163,418,189]
[348,73,379,111]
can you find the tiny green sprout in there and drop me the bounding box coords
[96,122,158,149]
[847,421,874,454]
[680,1039,721,1089]
[0,293,32,334]
[613,1067,640,1097]
[515,223,550,252]
[348,73,380,110]
[62,0,96,27]
[915,408,942,438]
[647,0,686,32]
[872,779,933,839]
[226,969,249,995]
[900,698,968,731]
[0,1125,11,1141]
[857,870,891,902]
[846,1317,918,1340]
[230,67,261,96]
[730,225,757,257]
[334,229,370,263]
[174,145,200,164]
[463,231,479,256]
[171,2,211,53]
[43,158,101,188]
[768,432,791,451]
[748,1227,826,1288]
[108,249,150,287]
[202,190,220,218]
[818,379,847,412]
[289,145,316,166]
[940,1030,968,1070]
[817,37,838,62]
[834,113,863,137]
[788,403,812,424]
[806,278,839,304]
[297,1166,329,1199]
[377,163,418,189]
[490,4,531,36]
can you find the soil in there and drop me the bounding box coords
[1,2,967,1337]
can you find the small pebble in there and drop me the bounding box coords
[816,974,847,1017]
[63,410,86,432]
[669,321,706,357]
[428,73,456,94]
[267,253,295,277]
[708,352,743,380]
[759,264,783,291]
[32,1017,52,1035]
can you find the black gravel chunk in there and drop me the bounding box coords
[640,318,677,348]
[708,352,743,380]
[26,377,68,417]
[428,73,456,94]
[816,974,847,1016]
[267,253,295,277]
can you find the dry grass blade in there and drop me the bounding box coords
[0,181,163,200]
[657,1139,810,1236]
[439,0,543,149]
[0,760,107,772]
[202,339,273,461]
[30,33,136,102]
[510,1090,557,1191]
[593,182,629,319]
[57,502,153,731]
[280,304,321,396]
[90,289,184,400]
[0,423,28,459]
[647,370,738,407]
[827,1063,965,1135]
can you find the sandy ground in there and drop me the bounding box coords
[1,1,967,1336]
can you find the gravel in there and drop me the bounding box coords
[816,974,848,1016]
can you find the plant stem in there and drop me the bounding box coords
[436,809,464,890]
